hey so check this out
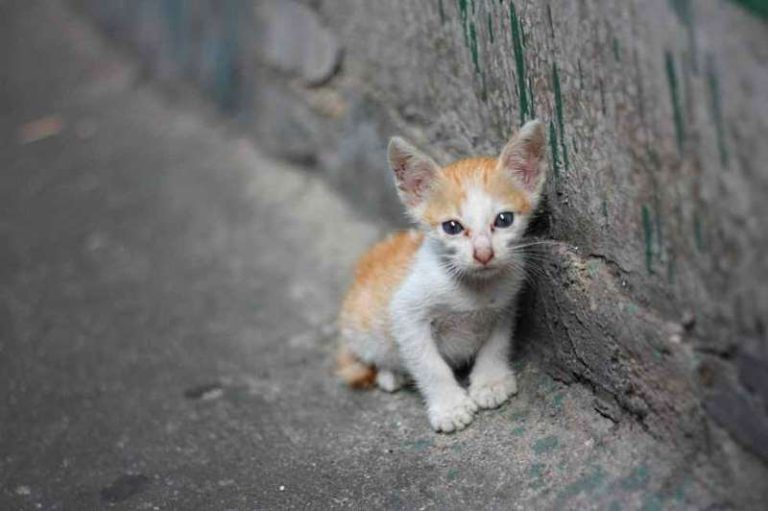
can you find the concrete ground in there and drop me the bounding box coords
[0,2,749,510]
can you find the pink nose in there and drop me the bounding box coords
[473,247,494,265]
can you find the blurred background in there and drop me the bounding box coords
[1,0,767,509]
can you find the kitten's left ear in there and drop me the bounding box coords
[497,119,547,201]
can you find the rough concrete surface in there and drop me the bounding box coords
[0,2,766,510]
[67,0,768,478]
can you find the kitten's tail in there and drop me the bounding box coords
[335,346,377,389]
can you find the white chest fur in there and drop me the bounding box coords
[391,243,523,366]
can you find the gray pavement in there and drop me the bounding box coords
[0,2,759,510]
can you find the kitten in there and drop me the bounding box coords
[337,120,547,433]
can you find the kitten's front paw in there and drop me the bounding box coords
[469,372,518,409]
[428,392,478,433]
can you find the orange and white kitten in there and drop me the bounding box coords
[338,120,547,433]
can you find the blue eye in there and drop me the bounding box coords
[442,220,464,235]
[494,212,515,228]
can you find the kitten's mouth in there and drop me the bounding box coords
[468,264,501,277]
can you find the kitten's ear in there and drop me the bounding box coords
[388,137,441,208]
[497,119,547,200]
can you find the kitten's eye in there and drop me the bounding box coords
[442,220,464,235]
[494,211,515,228]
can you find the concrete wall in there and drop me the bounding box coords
[72,0,768,473]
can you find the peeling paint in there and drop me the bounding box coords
[546,4,555,39]
[557,465,607,503]
[693,212,705,252]
[533,435,559,454]
[552,62,569,172]
[706,55,728,167]
[528,75,536,117]
[549,119,560,179]
[730,0,768,19]
[642,205,654,273]
[620,465,650,491]
[669,0,697,72]
[458,0,469,45]
[654,194,663,262]
[469,21,480,73]
[665,51,685,153]
[487,13,494,44]
[509,2,528,124]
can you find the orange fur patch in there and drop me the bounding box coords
[340,230,424,332]
[335,348,376,389]
[422,157,531,225]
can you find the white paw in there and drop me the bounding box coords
[376,370,405,393]
[427,392,478,433]
[469,372,518,409]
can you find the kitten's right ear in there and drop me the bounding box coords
[388,137,440,208]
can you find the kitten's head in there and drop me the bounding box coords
[388,120,546,279]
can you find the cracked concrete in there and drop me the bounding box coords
[1,2,766,510]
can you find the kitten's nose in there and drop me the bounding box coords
[473,247,494,265]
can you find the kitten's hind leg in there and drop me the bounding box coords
[376,370,406,393]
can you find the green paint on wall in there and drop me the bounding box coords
[406,438,434,452]
[458,0,469,45]
[438,0,446,24]
[528,463,545,478]
[667,252,676,285]
[533,435,559,454]
[654,194,663,260]
[512,426,525,437]
[528,76,536,117]
[552,393,564,410]
[561,141,570,172]
[549,119,560,179]
[599,78,607,116]
[469,21,480,73]
[480,69,488,102]
[487,13,494,43]
[641,494,664,511]
[642,205,654,273]
[509,410,528,421]
[621,465,650,491]
[693,213,705,252]
[546,4,555,38]
[612,37,621,61]
[552,61,563,133]
[587,259,601,278]
[521,21,528,48]
[510,2,528,124]
[706,55,728,167]
[669,0,698,71]
[552,62,569,172]
[665,51,685,153]
[670,0,694,25]
[557,465,607,503]
[728,0,768,20]
[577,59,584,89]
